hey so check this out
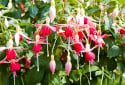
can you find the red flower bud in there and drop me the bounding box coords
[40,26,51,36]
[32,43,42,55]
[85,52,95,64]
[65,26,73,38]
[10,61,21,72]
[6,49,16,60]
[65,61,72,76]
[118,28,125,35]
[74,42,84,53]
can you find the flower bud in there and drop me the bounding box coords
[65,61,72,76]
[7,0,13,9]
[49,55,56,74]
[4,18,9,28]
[49,0,56,22]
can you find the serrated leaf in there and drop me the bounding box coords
[29,6,38,18]
[107,45,120,58]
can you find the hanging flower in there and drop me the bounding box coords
[32,43,42,56]
[84,16,88,24]
[74,42,84,54]
[7,0,13,9]
[10,61,21,73]
[6,49,16,60]
[65,61,72,76]
[78,31,84,41]
[49,55,56,74]
[65,26,73,38]
[65,56,72,76]
[14,26,31,46]
[118,27,125,35]
[49,0,56,22]
[85,51,95,64]
[40,25,51,37]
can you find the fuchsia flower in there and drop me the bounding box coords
[32,43,42,56]
[65,26,73,38]
[6,49,16,60]
[40,25,51,36]
[89,27,97,35]
[78,31,84,40]
[49,0,56,22]
[14,26,31,46]
[65,61,72,76]
[74,42,84,54]
[49,55,56,74]
[91,30,111,47]
[65,56,72,76]
[118,27,125,35]
[84,17,88,24]
[85,51,95,64]
[10,60,21,73]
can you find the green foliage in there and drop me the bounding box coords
[0,0,125,85]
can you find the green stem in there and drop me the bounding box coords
[97,47,100,62]
[51,35,58,54]
[36,54,39,72]
[47,36,49,57]
[89,61,92,80]
[68,38,70,56]
[77,55,79,69]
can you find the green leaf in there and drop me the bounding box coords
[118,0,125,4]
[23,68,44,85]
[107,45,120,58]
[0,4,5,9]
[70,70,82,82]
[103,14,110,30]
[95,71,103,76]
[87,6,99,15]
[83,65,99,74]
[29,5,38,18]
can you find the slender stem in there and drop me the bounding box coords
[21,76,24,85]
[81,52,83,57]
[36,54,39,72]
[80,74,82,85]
[77,55,79,69]
[89,61,92,80]
[97,47,100,62]
[101,67,104,85]
[68,38,70,56]
[13,72,16,85]
[84,74,91,85]
[51,35,58,54]
[47,36,49,57]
